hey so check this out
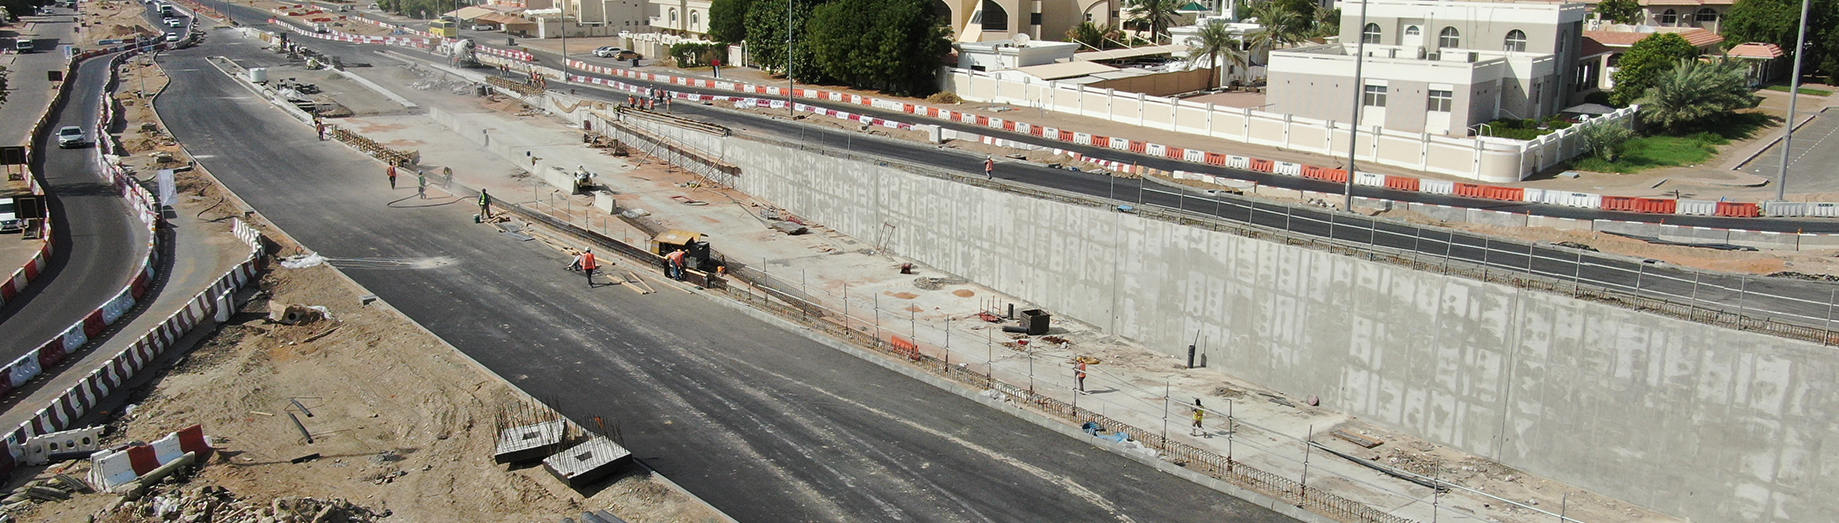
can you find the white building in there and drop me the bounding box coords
[1266,0,1588,136]
[647,0,709,35]
[957,37,1083,71]
[1167,15,1266,85]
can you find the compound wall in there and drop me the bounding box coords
[638,121,1839,523]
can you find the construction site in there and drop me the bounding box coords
[0,0,1832,522]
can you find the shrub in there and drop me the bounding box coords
[669,42,725,68]
[925,91,962,104]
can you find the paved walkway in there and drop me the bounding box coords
[314,49,1666,523]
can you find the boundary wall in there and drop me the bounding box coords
[624,120,1837,523]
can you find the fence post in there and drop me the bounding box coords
[1827,289,1835,346]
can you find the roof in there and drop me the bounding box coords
[1177,1,1210,11]
[1561,103,1617,115]
[447,5,495,19]
[1579,36,1611,57]
[1642,0,1735,5]
[1728,42,1784,59]
[476,12,529,25]
[1014,60,1119,80]
[1581,28,1722,48]
[1075,43,1190,61]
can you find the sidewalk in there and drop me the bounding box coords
[317,50,1676,523]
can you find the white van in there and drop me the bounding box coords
[0,198,22,233]
[15,39,35,53]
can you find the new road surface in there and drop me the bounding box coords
[155,34,1300,523]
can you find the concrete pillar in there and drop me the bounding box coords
[1281,113,1292,147]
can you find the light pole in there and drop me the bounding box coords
[785,0,794,115]
[560,0,569,82]
[1773,0,1811,201]
[1341,0,1370,211]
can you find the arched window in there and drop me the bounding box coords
[1404,26,1421,36]
[668,7,677,23]
[1659,9,1677,25]
[980,0,1009,31]
[1503,29,1526,52]
[1362,23,1381,44]
[1438,27,1460,48]
[690,10,700,30]
[1695,7,1717,22]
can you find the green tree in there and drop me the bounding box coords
[1576,121,1634,161]
[806,0,870,84]
[1125,0,1183,43]
[1592,0,1640,25]
[1311,6,1340,39]
[1723,0,1839,84]
[1635,58,1760,133]
[1244,0,1310,50]
[743,0,813,73]
[0,66,9,105]
[1184,20,1247,87]
[708,0,751,43]
[1067,21,1108,50]
[1610,32,1697,106]
[862,0,952,95]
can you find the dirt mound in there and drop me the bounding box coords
[98,24,156,40]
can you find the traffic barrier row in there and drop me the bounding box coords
[266,18,433,49]
[88,425,210,492]
[546,58,1839,220]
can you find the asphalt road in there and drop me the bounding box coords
[1,7,78,146]
[0,52,150,363]
[173,1,1839,338]
[157,36,1298,523]
[1742,107,1839,193]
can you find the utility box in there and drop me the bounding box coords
[1020,309,1050,335]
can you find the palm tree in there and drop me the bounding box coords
[1243,0,1308,50]
[1186,20,1248,87]
[1577,121,1635,161]
[1635,58,1759,134]
[1067,21,1109,50]
[1126,0,1184,44]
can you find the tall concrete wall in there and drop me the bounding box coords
[620,119,1839,523]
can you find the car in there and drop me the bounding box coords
[56,126,87,148]
[165,32,181,42]
[593,46,639,59]
[164,17,183,27]
[469,23,497,31]
[0,198,21,234]
[14,39,34,53]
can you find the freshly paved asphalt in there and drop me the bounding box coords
[178,0,1839,336]
[157,35,1299,523]
[0,50,150,363]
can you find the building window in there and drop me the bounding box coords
[668,7,677,23]
[1031,12,1041,25]
[1362,23,1381,44]
[1363,84,1387,107]
[1695,8,1717,22]
[1404,25,1420,36]
[1438,27,1460,48]
[981,0,1008,31]
[1659,9,1677,25]
[1428,89,1452,112]
[690,11,699,29]
[1503,29,1526,52]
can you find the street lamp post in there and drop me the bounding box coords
[1773,0,1811,200]
[785,0,795,115]
[1341,0,1370,211]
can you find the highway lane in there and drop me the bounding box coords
[174,6,1839,339]
[158,37,1299,523]
[0,54,152,363]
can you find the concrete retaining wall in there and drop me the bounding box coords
[640,122,1838,523]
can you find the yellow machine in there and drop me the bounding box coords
[650,230,701,256]
[431,20,458,37]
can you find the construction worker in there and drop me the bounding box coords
[478,189,492,220]
[315,119,326,140]
[386,164,397,189]
[1075,360,1088,394]
[984,157,995,179]
[665,249,686,280]
[416,171,427,199]
[576,249,599,287]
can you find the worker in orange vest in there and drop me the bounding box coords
[984,157,995,179]
[665,249,686,280]
[1075,360,1088,394]
[575,249,599,287]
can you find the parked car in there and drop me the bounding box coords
[57,126,87,148]
[14,39,34,53]
[0,199,22,233]
[165,32,181,42]
[469,23,497,31]
[592,46,638,59]
[164,17,183,27]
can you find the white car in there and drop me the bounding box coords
[165,32,181,42]
[0,198,22,233]
[56,126,86,148]
[469,23,496,31]
[164,17,183,27]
